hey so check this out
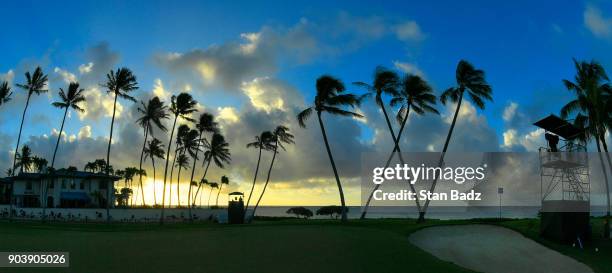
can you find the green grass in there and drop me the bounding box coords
[0,218,609,273]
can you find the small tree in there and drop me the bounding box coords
[286,207,314,219]
[316,205,349,219]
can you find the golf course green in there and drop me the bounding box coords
[0,218,609,273]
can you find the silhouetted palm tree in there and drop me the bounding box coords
[15,145,34,173]
[0,81,12,107]
[136,97,169,206]
[216,175,229,207]
[244,131,274,215]
[161,93,197,224]
[191,133,230,220]
[174,153,190,208]
[187,113,218,207]
[144,138,165,205]
[251,126,294,219]
[14,67,48,171]
[207,182,219,208]
[297,75,362,222]
[362,74,439,219]
[32,156,48,173]
[178,128,201,207]
[169,125,190,207]
[560,59,611,237]
[419,60,492,222]
[102,67,138,222]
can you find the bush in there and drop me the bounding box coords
[316,205,348,219]
[286,207,313,219]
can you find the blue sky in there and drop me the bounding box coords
[0,0,611,204]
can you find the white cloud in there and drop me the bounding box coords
[501,128,544,151]
[78,86,124,121]
[393,61,425,77]
[241,77,288,113]
[217,107,239,124]
[152,78,169,101]
[54,67,77,84]
[77,125,92,139]
[394,21,425,42]
[502,102,518,122]
[0,69,15,84]
[78,62,94,74]
[584,5,612,39]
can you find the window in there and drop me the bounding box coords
[70,180,76,190]
[26,181,32,190]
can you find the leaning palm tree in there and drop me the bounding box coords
[560,59,611,238]
[207,182,219,208]
[244,131,274,215]
[0,81,12,107]
[160,93,197,224]
[14,67,48,171]
[187,113,218,207]
[216,175,229,207]
[168,125,190,207]
[144,138,165,205]
[190,133,230,220]
[136,97,169,206]
[297,75,363,222]
[174,153,190,208]
[178,128,202,207]
[362,74,440,219]
[251,126,294,219]
[419,60,492,222]
[15,145,34,173]
[50,82,86,166]
[102,67,138,222]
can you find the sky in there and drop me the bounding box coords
[0,0,611,206]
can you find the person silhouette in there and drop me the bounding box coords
[545,133,559,152]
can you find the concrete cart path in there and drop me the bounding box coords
[409,225,593,273]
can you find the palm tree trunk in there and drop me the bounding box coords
[105,92,119,222]
[216,183,223,207]
[9,93,32,220]
[252,140,278,220]
[168,148,178,206]
[40,107,69,221]
[361,100,420,219]
[317,111,347,222]
[174,158,184,208]
[138,125,149,206]
[419,91,464,222]
[160,115,179,224]
[207,188,213,208]
[244,145,263,215]
[596,134,611,238]
[193,159,211,206]
[151,159,157,205]
[187,131,204,220]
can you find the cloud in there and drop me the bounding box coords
[77,125,92,139]
[394,21,425,42]
[584,4,612,39]
[53,67,77,84]
[78,86,124,121]
[241,77,303,113]
[393,61,425,77]
[78,62,94,74]
[0,69,15,84]
[216,107,240,124]
[151,78,170,101]
[502,102,518,122]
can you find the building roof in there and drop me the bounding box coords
[533,114,583,140]
[3,170,121,182]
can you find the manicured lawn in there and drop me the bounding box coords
[0,218,609,273]
[0,219,471,273]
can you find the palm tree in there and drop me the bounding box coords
[198,178,209,207]
[207,182,219,208]
[144,138,165,205]
[136,97,169,206]
[160,93,197,224]
[216,175,229,207]
[251,126,294,219]
[169,125,190,207]
[15,145,34,173]
[0,81,12,107]
[51,82,86,167]
[84,162,97,172]
[190,133,230,220]
[32,156,48,173]
[187,113,218,207]
[102,67,138,222]
[178,128,201,207]
[297,75,362,222]
[419,60,492,222]
[174,153,190,207]
[244,131,274,215]
[560,59,612,238]
[362,74,440,219]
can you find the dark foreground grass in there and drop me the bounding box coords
[0,219,471,273]
[0,218,609,273]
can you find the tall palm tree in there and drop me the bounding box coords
[169,125,190,207]
[251,126,294,219]
[0,81,12,107]
[174,153,190,207]
[190,133,230,220]
[136,97,169,206]
[144,138,165,205]
[244,131,274,215]
[207,182,219,208]
[362,74,439,219]
[102,67,138,221]
[187,113,218,207]
[178,128,202,206]
[32,156,48,173]
[216,175,229,207]
[419,60,492,222]
[560,59,612,238]
[297,75,363,222]
[197,178,209,207]
[50,82,86,167]
[15,145,34,173]
[160,93,197,224]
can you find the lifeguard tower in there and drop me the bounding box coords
[534,114,590,243]
[228,192,244,224]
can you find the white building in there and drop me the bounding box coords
[1,170,120,208]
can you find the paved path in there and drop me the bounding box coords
[409,225,593,273]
